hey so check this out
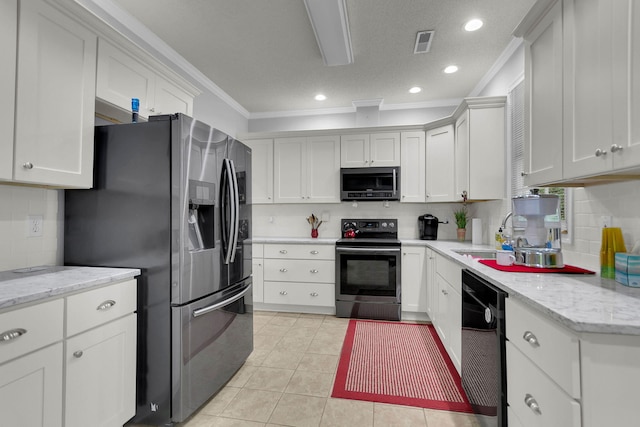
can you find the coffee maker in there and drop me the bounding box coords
[418,214,440,240]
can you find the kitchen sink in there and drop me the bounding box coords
[452,249,497,259]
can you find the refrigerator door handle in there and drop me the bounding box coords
[222,159,236,265]
[228,159,240,263]
[192,283,252,318]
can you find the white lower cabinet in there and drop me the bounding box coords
[65,315,136,427]
[0,278,137,427]
[256,243,335,313]
[425,248,437,322]
[431,253,462,373]
[401,247,427,316]
[0,343,63,427]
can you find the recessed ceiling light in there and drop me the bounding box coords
[464,19,484,32]
[315,94,327,101]
[444,65,459,74]
[409,86,422,94]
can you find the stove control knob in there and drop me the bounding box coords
[381,222,387,228]
[389,222,395,228]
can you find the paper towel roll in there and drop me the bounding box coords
[472,218,483,245]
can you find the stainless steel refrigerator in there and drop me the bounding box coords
[64,113,253,425]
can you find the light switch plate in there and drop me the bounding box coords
[27,215,43,237]
[601,215,613,228]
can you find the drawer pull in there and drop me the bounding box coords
[97,300,116,311]
[522,331,540,347]
[310,269,319,273]
[279,268,288,273]
[22,162,34,169]
[310,292,319,297]
[1,328,27,342]
[310,250,319,255]
[279,290,288,295]
[524,394,542,415]
[279,250,287,254]
[73,350,83,358]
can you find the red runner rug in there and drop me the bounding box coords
[331,319,472,413]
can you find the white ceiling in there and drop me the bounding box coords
[111,0,536,115]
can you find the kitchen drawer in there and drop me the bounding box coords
[435,254,461,291]
[508,406,525,427]
[0,299,64,365]
[263,281,334,307]
[264,243,334,260]
[507,341,581,427]
[264,259,334,283]
[506,298,580,398]
[67,279,137,337]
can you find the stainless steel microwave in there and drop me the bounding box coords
[340,167,400,201]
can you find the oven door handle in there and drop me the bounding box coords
[336,247,401,253]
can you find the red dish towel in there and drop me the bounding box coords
[478,259,595,274]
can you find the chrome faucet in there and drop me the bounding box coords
[500,212,512,230]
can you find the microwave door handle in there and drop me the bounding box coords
[392,168,397,195]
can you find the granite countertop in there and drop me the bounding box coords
[0,266,141,310]
[253,236,640,335]
[418,240,640,336]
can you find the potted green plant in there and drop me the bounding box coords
[453,205,468,241]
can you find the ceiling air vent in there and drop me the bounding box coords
[414,30,434,54]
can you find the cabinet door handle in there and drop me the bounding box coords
[310,269,319,273]
[1,328,27,342]
[22,162,33,169]
[97,300,116,311]
[279,250,287,254]
[279,290,288,295]
[310,250,319,255]
[520,171,528,177]
[441,289,448,296]
[595,148,607,157]
[149,107,155,113]
[522,331,540,347]
[611,144,623,153]
[279,268,288,273]
[310,292,319,297]
[524,394,542,415]
[73,350,84,358]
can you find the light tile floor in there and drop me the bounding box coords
[134,311,484,427]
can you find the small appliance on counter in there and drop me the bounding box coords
[511,191,563,268]
[418,214,446,240]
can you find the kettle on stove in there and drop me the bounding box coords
[418,214,441,240]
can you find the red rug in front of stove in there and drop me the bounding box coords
[331,319,473,413]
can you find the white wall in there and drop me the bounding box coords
[0,186,60,270]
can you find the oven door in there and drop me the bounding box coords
[335,246,401,302]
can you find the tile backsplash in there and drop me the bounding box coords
[1,180,638,274]
[0,185,61,271]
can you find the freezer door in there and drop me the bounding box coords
[171,280,253,423]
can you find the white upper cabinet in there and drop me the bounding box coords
[245,139,274,204]
[97,38,196,119]
[341,132,400,167]
[0,0,16,181]
[523,0,563,186]
[400,131,426,203]
[519,0,640,185]
[11,0,97,188]
[454,98,506,201]
[425,124,455,202]
[274,135,340,203]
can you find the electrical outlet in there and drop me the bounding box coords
[27,215,43,237]
[601,215,613,228]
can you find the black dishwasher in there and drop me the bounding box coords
[461,269,507,427]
